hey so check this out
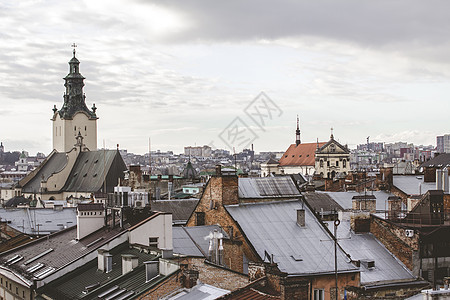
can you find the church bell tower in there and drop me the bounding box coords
[51,45,98,152]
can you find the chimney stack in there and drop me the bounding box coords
[215,165,222,176]
[122,254,139,275]
[443,167,449,193]
[97,249,108,272]
[144,261,159,282]
[297,209,305,227]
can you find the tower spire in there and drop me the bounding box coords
[295,115,301,146]
[71,43,77,57]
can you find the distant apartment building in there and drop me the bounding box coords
[357,142,384,152]
[437,134,450,153]
[184,145,211,157]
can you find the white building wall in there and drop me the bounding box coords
[129,214,172,249]
[76,210,104,240]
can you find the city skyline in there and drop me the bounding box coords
[1,0,449,155]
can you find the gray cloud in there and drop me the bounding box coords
[147,0,450,47]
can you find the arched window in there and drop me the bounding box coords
[343,159,347,168]
[320,160,323,168]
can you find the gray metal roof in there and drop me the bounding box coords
[420,153,450,168]
[225,200,358,276]
[38,244,157,299]
[173,227,204,257]
[173,225,229,257]
[393,175,435,196]
[168,283,229,300]
[151,199,199,224]
[21,153,68,193]
[0,208,77,235]
[324,220,415,285]
[21,150,126,195]
[238,177,300,199]
[322,191,396,211]
[0,225,125,283]
[63,150,126,193]
[303,192,344,213]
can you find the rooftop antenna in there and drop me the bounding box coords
[148,137,151,175]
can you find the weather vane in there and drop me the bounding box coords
[71,43,77,56]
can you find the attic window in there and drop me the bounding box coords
[83,173,87,177]
[299,155,302,157]
[73,173,78,177]
[285,155,287,158]
[85,160,89,164]
[306,154,309,157]
[93,173,97,177]
[94,159,99,163]
[292,155,295,158]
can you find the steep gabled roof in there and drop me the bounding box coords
[62,150,127,193]
[278,143,325,167]
[20,152,68,193]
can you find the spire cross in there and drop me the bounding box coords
[330,127,334,139]
[71,43,77,56]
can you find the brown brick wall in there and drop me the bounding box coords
[138,271,181,300]
[186,258,249,291]
[370,216,419,271]
[187,176,260,273]
[352,199,376,212]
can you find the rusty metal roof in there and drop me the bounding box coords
[278,143,325,167]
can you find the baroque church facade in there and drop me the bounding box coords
[261,118,350,178]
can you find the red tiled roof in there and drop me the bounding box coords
[278,142,326,167]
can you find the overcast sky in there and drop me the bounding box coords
[1,0,449,155]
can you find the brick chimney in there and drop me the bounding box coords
[388,196,402,219]
[181,268,199,289]
[297,209,305,227]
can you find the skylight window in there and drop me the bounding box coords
[26,263,45,273]
[6,255,23,265]
[35,267,55,279]
[24,248,54,265]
